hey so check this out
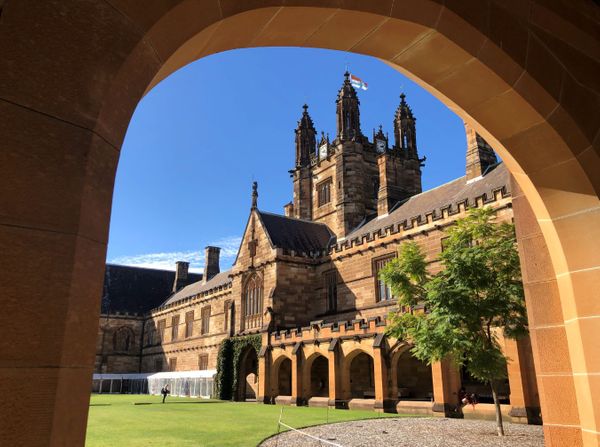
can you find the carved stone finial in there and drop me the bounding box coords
[251,181,258,209]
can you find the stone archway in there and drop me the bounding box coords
[237,346,258,402]
[395,350,433,401]
[349,352,375,399]
[309,354,329,399]
[1,1,598,445]
[274,357,292,397]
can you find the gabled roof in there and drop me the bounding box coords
[159,270,232,308]
[347,163,510,239]
[101,264,202,315]
[257,210,335,254]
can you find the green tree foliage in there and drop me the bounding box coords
[380,207,527,435]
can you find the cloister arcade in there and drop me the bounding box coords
[256,318,533,419]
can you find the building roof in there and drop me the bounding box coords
[347,163,510,239]
[258,210,335,254]
[160,270,232,308]
[101,264,202,315]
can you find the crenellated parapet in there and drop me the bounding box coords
[327,179,511,258]
[268,316,387,348]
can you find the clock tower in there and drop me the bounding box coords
[289,77,424,238]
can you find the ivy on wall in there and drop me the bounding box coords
[215,334,262,400]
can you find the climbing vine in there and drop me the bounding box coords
[215,334,262,400]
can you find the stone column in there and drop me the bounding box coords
[327,339,344,409]
[431,359,462,417]
[291,342,304,406]
[257,345,271,404]
[373,348,390,412]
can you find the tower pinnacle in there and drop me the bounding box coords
[295,104,316,167]
[336,72,362,141]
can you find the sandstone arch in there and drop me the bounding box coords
[1,1,598,445]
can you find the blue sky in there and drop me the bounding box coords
[107,47,468,272]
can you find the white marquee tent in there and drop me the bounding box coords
[92,370,216,398]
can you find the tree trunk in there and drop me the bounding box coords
[491,382,505,436]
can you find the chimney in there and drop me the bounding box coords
[284,202,294,217]
[465,122,498,182]
[203,246,220,284]
[172,261,189,292]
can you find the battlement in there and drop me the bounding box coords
[328,184,510,256]
[269,316,387,346]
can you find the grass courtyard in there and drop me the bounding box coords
[86,394,405,446]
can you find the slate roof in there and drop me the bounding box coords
[347,163,510,239]
[101,264,202,315]
[160,270,232,308]
[258,210,335,254]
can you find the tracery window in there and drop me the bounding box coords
[157,319,166,342]
[171,314,180,341]
[198,354,209,370]
[324,270,337,312]
[185,311,194,338]
[243,274,263,330]
[201,306,211,335]
[317,178,332,207]
[113,326,133,352]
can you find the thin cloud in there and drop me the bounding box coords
[109,236,242,272]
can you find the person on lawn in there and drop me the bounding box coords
[161,384,170,403]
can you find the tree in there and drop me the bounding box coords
[380,207,527,436]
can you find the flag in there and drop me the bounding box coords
[350,74,368,91]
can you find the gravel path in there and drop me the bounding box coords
[259,417,544,447]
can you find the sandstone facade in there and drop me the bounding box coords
[97,75,539,422]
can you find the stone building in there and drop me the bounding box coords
[97,73,540,423]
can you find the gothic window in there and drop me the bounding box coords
[198,354,209,370]
[171,314,180,341]
[324,270,337,312]
[169,357,177,372]
[243,274,263,330]
[201,306,211,335]
[317,178,332,207]
[157,319,166,342]
[185,311,194,338]
[113,327,133,352]
[144,321,155,346]
[373,254,395,302]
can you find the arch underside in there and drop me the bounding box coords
[1,1,598,446]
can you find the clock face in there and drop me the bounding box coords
[376,139,386,153]
[319,144,328,159]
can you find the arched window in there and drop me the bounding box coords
[113,326,134,352]
[243,274,263,330]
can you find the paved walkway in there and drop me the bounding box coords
[260,417,544,447]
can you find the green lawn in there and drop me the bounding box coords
[86,394,407,446]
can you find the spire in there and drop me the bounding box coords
[393,93,418,159]
[465,123,498,181]
[295,104,316,167]
[336,71,362,141]
[251,181,258,209]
